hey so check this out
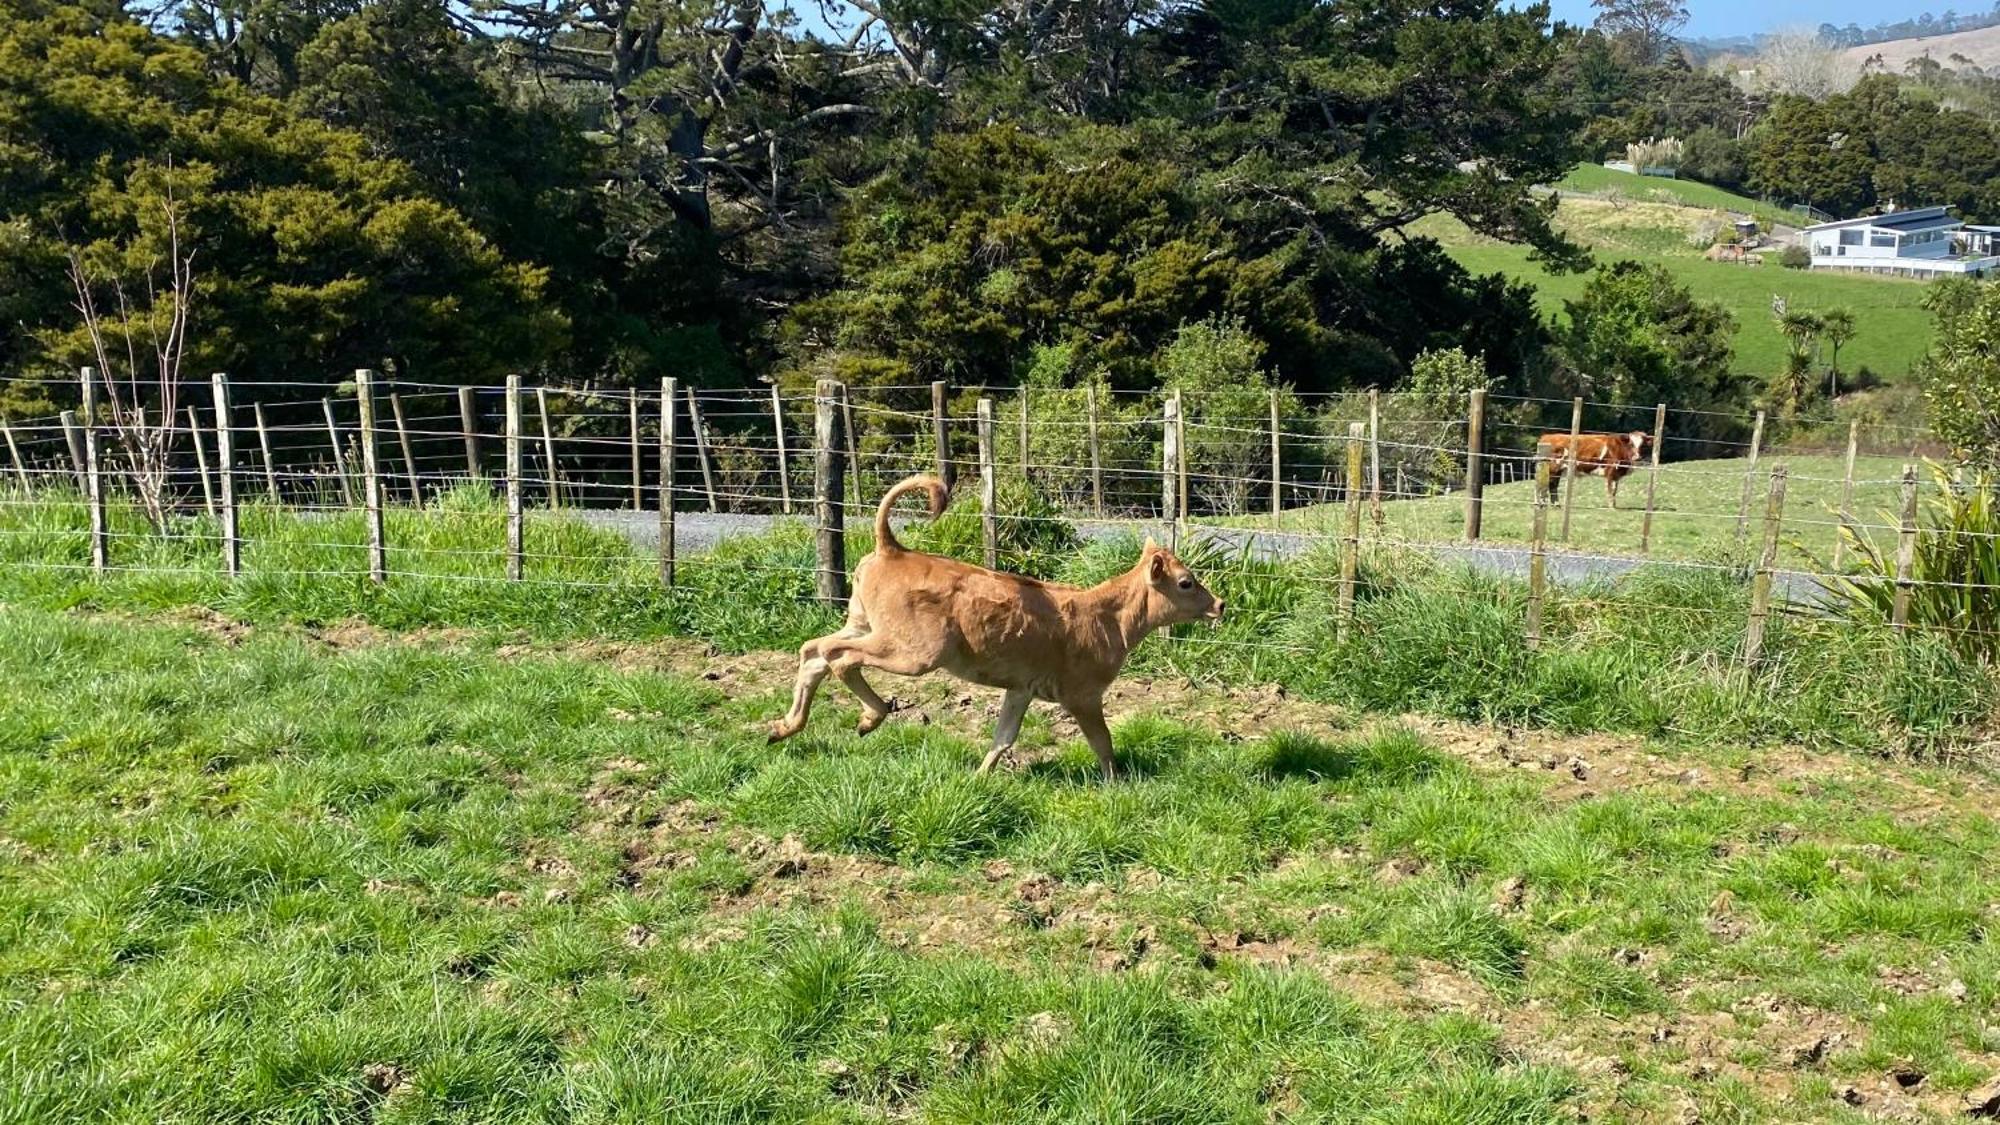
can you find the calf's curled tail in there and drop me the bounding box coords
[873,475,949,553]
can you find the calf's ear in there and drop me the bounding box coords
[1149,551,1168,582]
[1143,535,1160,552]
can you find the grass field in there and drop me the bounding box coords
[1444,244,1935,381]
[0,487,1990,756]
[1221,453,1918,570]
[1555,165,1803,232]
[5,602,2000,1122]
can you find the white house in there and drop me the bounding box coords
[1800,206,2000,277]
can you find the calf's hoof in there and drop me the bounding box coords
[767,720,798,744]
[856,711,888,736]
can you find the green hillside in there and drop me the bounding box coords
[1412,166,1939,381]
[1447,244,1935,380]
[1555,164,1801,230]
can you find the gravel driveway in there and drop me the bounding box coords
[576,508,1822,603]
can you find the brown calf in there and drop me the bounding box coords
[1536,430,1649,508]
[766,475,1224,779]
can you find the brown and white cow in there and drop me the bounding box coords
[1536,430,1649,508]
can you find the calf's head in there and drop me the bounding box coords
[1140,537,1224,624]
[1626,431,1648,459]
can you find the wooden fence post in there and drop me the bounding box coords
[1176,391,1189,537]
[1559,396,1582,542]
[931,381,953,495]
[322,398,355,506]
[624,391,642,511]
[977,397,998,569]
[1368,388,1383,531]
[1527,460,1550,651]
[390,391,418,503]
[839,383,860,509]
[1463,388,1487,541]
[1162,393,1181,548]
[1339,422,1365,638]
[772,385,794,516]
[1086,385,1103,518]
[60,410,84,489]
[815,380,848,603]
[79,368,107,573]
[1891,464,1919,631]
[1734,409,1766,544]
[1,421,28,492]
[679,385,717,513]
[1395,464,1405,502]
[253,403,279,499]
[459,386,484,480]
[1269,388,1283,517]
[660,379,677,586]
[1833,419,1860,569]
[212,374,241,576]
[535,387,562,510]
[1639,402,1666,554]
[1018,391,1030,478]
[1743,466,1788,668]
[505,375,523,582]
[185,407,215,516]
[355,369,386,584]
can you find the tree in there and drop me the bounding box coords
[1591,0,1689,65]
[1748,96,1876,216]
[65,185,197,534]
[1820,307,1856,397]
[464,0,892,240]
[1772,307,1824,417]
[1750,31,1861,100]
[1554,261,1741,440]
[0,3,564,392]
[1918,280,2000,467]
[1681,126,1748,188]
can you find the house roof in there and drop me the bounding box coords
[1802,205,1959,234]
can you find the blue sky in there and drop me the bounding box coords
[1543,0,1958,40]
[786,2,1959,48]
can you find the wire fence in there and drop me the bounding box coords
[1,370,1993,666]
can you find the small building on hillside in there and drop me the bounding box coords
[1800,205,2000,277]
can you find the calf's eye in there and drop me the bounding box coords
[1177,577,1194,590]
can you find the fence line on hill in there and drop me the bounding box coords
[0,369,1991,665]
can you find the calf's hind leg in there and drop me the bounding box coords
[977,689,1033,774]
[1062,695,1119,782]
[768,625,861,743]
[838,665,894,735]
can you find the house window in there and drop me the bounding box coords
[1839,229,1863,246]
[1870,232,1897,248]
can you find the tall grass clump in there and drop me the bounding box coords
[1824,462,2000,663]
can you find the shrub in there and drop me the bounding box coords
[1019,380,1159,515]
[1917,277,2000,468]
[1779,244,1811,269]
[1157,317,1304,516]
[899,477,1080,580]
[1823,462,2000,663]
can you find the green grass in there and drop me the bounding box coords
[1223,452,1914,569]
[1555,164,1801,231]
[1444,243,1935,380]
[2,486,1991,757]
[2,605,1998,1122]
